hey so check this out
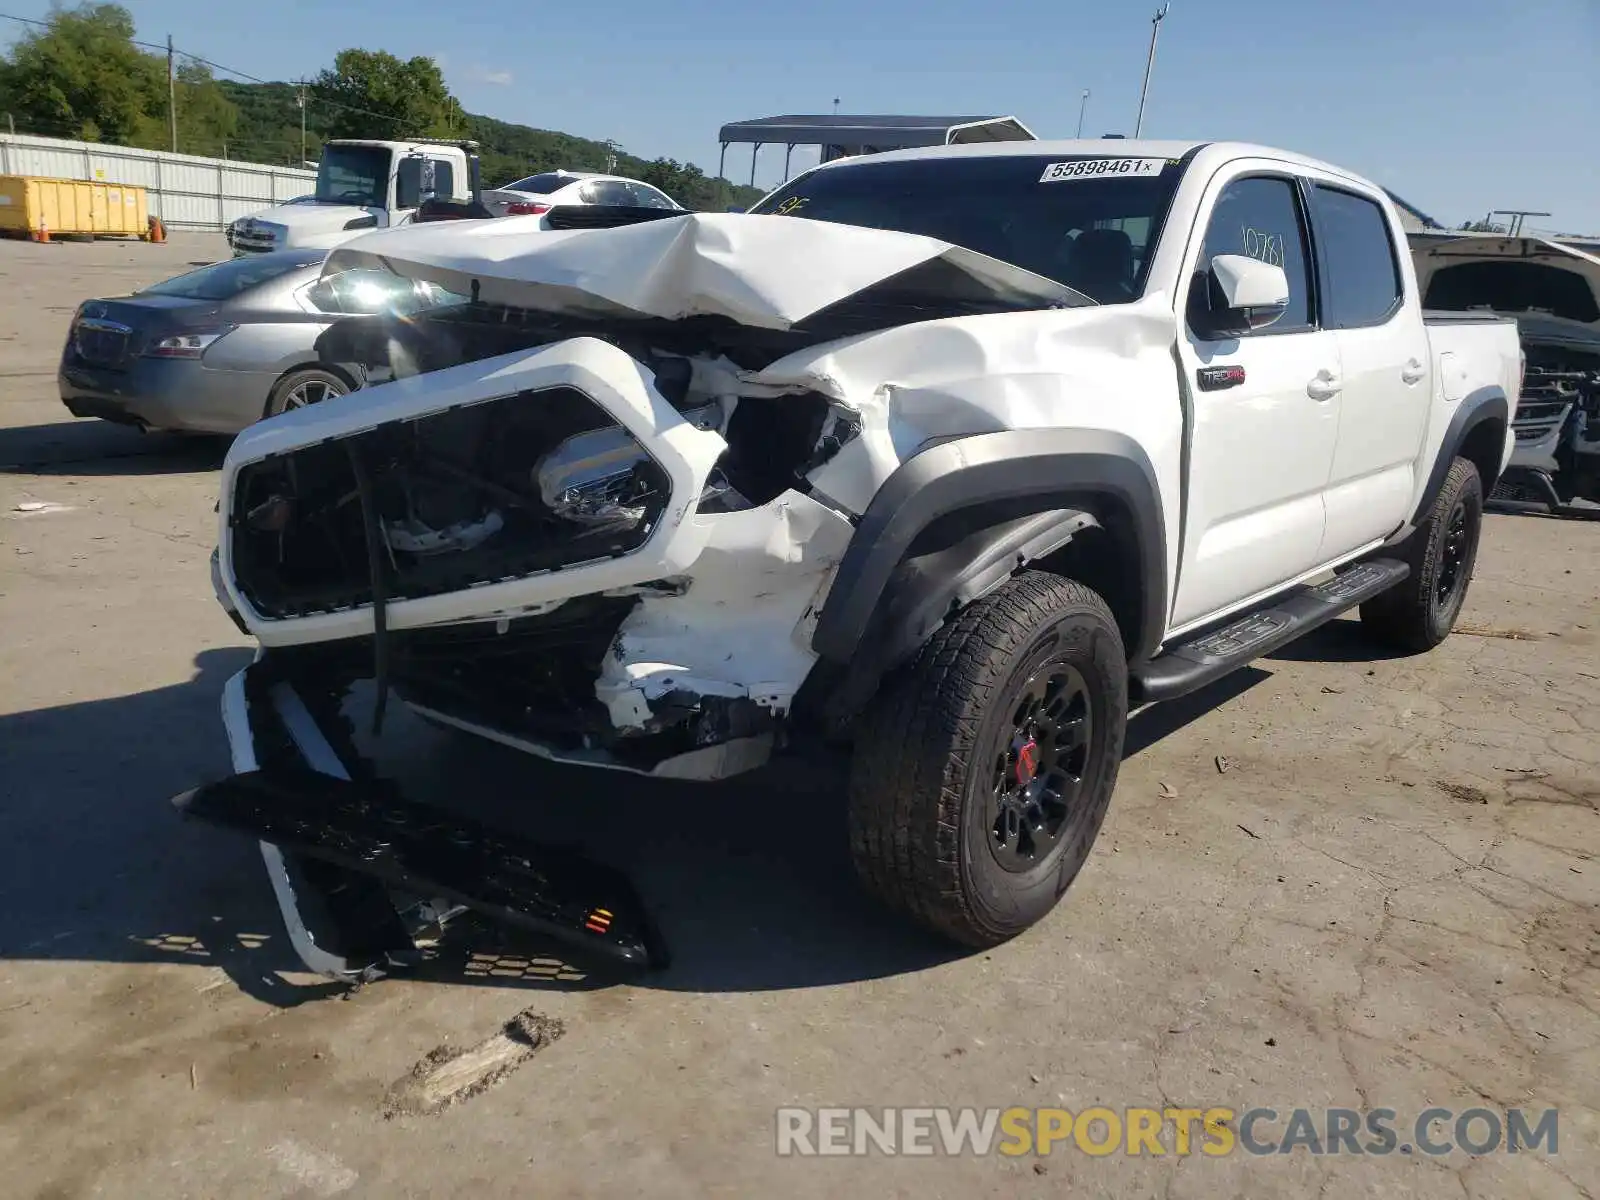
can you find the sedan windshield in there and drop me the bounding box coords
[140,254,323,301]
[315,145,391,208]
[750,154,1189,304]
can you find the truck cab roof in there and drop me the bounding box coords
[807,138,1381,193]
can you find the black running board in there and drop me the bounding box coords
[1131,558,1409,705]
[174,768,667,972]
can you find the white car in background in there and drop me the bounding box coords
[480,170,685,223]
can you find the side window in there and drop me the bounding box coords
[306,270,445,316]
[1309,186,1403,328]
[589,181,635,206]
[633,185,676,210]
[431,159,455,198]
[1197,176,1313,334]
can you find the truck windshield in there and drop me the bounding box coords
[315,145,391,208]
[750,154,1189,304]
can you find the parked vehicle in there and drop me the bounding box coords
[227,139,483,255]
[58,250,462,434]
[479,170,684,221]
[1411,233,1600,510]
[191,140,1520,976]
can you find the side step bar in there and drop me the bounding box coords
[1131,558,1410,705]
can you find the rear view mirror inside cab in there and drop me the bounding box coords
[1189,253,1291,340]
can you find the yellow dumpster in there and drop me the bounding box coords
[0,176,151,240]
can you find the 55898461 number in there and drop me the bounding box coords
[1038,158,1167,183]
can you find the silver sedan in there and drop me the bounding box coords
[58,251,459,435]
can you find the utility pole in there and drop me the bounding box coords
[167,35,177,153]
[1076,89,1091,138]
[298,83,307,166]
[1133,4,1170,139]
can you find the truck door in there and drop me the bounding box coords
[1305,182,1431,554]
[1170,169,1342,629]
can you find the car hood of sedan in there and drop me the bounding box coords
[322,212,1086,331]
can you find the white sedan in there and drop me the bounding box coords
[480,170,685,223]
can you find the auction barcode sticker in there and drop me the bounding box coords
[1039,158,1167,182]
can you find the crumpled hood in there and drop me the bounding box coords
[324,212,1083,331]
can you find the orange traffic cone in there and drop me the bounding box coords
[147,216,166,243]
[32,221,49,244]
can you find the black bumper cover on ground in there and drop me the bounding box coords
[176,659,668,976]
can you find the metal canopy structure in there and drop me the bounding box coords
[717,114,1037,190]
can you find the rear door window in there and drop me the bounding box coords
[1309,186,1403,328]
[586,181,637,206]
[306,270,466,316]
[1196,176,1314,334]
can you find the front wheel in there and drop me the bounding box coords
[847,571,1128,948]
[1360,456,1484,651]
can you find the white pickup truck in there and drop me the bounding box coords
[227,138,482,256]
[192,139,1521,976]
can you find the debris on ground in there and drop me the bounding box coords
[383,1010,565,1118]
[11,501,75,515]
[1215,755,1233,774]
[1435,781,1490,805]
[1455,624,1544,641]
[1237,825,1261,840]
[1158,782,1178,799]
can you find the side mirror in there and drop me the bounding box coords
[1192,253,1290,338]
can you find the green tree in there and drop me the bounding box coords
[172,59,238,156]
[0,3,162,143]
[312,49,465,141]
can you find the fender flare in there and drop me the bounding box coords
[811,429,1169,671]
[1411,387,1510,525]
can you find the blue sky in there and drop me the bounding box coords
[6,0,1599,232]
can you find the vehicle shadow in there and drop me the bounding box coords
[0,645,1275,1007]
[1263,616,1417,664]
[0,421,230,476]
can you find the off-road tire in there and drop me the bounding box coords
[1360,456,1483,652]
[264,367,349,419]
[847,571,1128,948]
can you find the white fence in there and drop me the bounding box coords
[0,133,316,231]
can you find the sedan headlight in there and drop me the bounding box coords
[145,328,234,359]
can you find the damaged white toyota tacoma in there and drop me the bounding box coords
[184,140,1522,976]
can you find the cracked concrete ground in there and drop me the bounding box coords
[1,236,1596,1199]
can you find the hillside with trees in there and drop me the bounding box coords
[0,3,762,210]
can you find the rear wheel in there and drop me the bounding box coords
[847,571,1127,948]
[1360,456,1483,651]
[264,368,348,419]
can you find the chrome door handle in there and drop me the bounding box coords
[1307,371,1342,401]
[1401,358,1426,385]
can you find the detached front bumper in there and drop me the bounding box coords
[175,658,667,979]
